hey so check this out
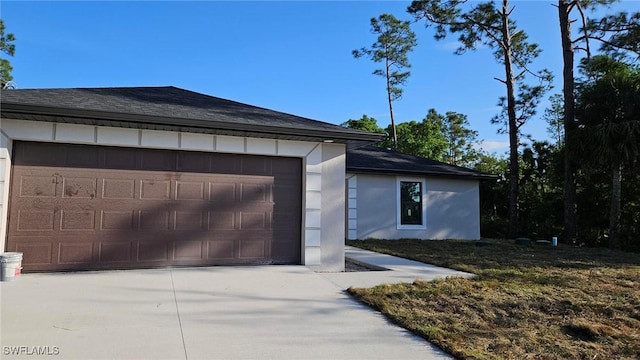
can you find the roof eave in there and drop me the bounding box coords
[1,103,385,143]
[346,167,498,181]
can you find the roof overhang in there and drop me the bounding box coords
[346,167,499,181]
[1,102,385,144]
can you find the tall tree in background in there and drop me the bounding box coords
[390,113,448,160]
[353,14,417,149]
[585,11,640,60]
[542,94,565,145]
[574,56,640,248]
[408,0,552,238]
[431,109,479,166]
[557,0,639,243]
[0,19,16,88]
[342,110,475,164]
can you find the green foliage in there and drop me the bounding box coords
[408,1,546,68]
[542,94,565,145]
[409,0,553,238]
[491,71,554,137]
[342,110,480,164]
[352,14,417,101]
[574,56,640,248]
[575,56,640,165]
[584,11,640,61]
[340,114,385,134]
[433,109,480,166]
[474,153,510,238]
[0,19,16,88]
[518,142,564,239]
[383,114,448,161]
[474,145,565,240]
[558,0,626,244]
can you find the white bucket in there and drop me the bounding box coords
[1,252,23,281]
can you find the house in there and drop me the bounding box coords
[345,144,495,241]
[0,86,492,273]
[0,86,382,272]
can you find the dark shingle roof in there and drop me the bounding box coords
[347,145,496,180]
[0,86,383,143]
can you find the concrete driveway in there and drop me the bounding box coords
[1,251,464,360]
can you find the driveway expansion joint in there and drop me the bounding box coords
[170,270,189,360]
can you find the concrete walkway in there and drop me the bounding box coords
[318,246,473,288]
[1,248,470,360]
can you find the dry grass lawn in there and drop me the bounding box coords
[346,239,640,360]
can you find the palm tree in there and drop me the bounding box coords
[574,56,640,248]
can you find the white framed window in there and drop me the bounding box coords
[396,177,427,230]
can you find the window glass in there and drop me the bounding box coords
[400,181,422,225]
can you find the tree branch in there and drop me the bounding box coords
[576,1,591,59]
[591,35,639,52]
[571,35,588,44]
[463,15,504,49]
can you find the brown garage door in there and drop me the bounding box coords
[6,141,302,271]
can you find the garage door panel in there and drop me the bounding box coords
[140,180,171,200]
[14,241,53,266]
[137,241,170,262]
[209,183,236,201]
[19,175,57,197]
[102,178,136,199]
[208,211,235,230]
[100,210,136,230]
[239,238,268,259]
[98,242,133,263]
[16,210,56,231]
[240,183,269,202]
[176,181,205,200]
[174,211,203,231]
[8,142,302,271]
[139,210,171,230]
[239,212,269,230]
[207,239,235,259]
[173,240,204,260]
[62,177,97,199]
[58,242,94,264]
[60,210,96,231]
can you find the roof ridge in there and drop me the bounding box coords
[2,85,179,91]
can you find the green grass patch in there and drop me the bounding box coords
[347,239,640,359]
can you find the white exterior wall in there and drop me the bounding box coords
[0,119,345,270]
[318,144,346,271]
[0,120,12,253]
[347,173,480,240]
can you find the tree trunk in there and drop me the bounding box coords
[502,0,519,238]
[385,57,398,148]
[609,162,622,249]
[559,0,577,244]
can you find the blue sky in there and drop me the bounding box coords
[2,1,637,154]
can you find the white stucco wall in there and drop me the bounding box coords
[0,118,346,270]
[318,144,345,271]
[347,173,480,240]
[0,120,12,253]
